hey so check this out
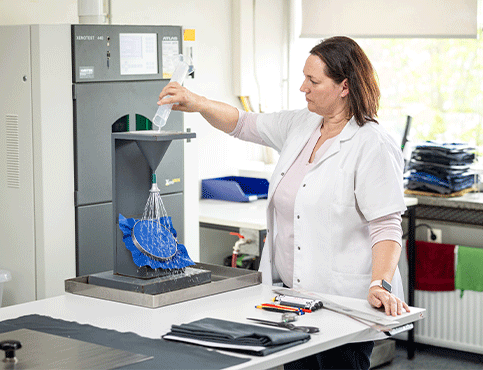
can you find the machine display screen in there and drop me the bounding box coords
[119,33,158,75]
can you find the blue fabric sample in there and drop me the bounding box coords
[119,214,195,269]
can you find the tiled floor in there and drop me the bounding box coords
[374,341,483,370]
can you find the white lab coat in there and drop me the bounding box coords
[255,109,407,301]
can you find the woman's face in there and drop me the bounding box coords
[300,54,348,117]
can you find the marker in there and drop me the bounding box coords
[273,296,311,309]
[274,295,323,311]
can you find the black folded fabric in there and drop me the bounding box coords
[411,150,474,166]
[411,142,475,166]
[0,314,250,369]
[408,160,470,177]
[163,317,311,356]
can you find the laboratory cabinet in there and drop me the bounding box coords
[0,25,74,306]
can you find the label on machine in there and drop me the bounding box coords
[162,36,180,79]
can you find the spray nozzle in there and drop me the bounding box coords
[150,174,160,193]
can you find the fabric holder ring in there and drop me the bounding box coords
[131,219,178,261]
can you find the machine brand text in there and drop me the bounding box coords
[165,178,181,186]
[76,35,95,41]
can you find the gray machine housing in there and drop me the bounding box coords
[72,25,186,276]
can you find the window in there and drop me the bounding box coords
[289,7,482,152]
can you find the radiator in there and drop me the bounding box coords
[414,290,483,354]
[399,240,483,355]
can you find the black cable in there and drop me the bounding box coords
[402,223,437,241]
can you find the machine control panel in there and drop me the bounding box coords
[72,25,182,83]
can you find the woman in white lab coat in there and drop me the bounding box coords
[158,36,409,370]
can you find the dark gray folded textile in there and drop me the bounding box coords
[162,317,311,356]
[0,314,250,369]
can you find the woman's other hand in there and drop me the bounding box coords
[367,286,410,316]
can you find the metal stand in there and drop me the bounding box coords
[111,131,195,280]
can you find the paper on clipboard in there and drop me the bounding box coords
[272,288,398,328]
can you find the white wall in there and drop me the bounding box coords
[0,0,78,24]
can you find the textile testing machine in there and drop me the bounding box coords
[65,24,261,306]
[71,24,189,278]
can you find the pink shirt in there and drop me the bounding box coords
[231,110,403,287]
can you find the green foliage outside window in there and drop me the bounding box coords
[290,32,482,152]
[358,31,482,148]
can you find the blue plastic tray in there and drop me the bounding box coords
[201,176,269,202]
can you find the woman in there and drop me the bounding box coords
[158,36,409,369]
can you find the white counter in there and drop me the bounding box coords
[0,286,425,370]
[200,199,268,230]
[200,197,418,230]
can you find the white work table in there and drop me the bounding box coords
[199,197,418,230]
[0,285,425,369]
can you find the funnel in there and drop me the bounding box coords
[136,140,171,171]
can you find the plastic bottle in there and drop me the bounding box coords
[153,55,193,131]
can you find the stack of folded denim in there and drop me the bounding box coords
[406,142,477,195]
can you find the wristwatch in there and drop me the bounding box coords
[369,279,392,293]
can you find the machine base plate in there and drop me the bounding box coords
[88,268,211,295]
[65,263,261,308]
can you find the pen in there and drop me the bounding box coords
[259,303,310,314]
[255,305,303,315]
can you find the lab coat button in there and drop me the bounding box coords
[303,184,306,187]
[281,172,285,176]
[297,279,300,283]
[297,246,301,250]
[297,215,300,219]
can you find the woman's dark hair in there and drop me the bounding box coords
[310,36,380,126]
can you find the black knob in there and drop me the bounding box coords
[0,340,22,362]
